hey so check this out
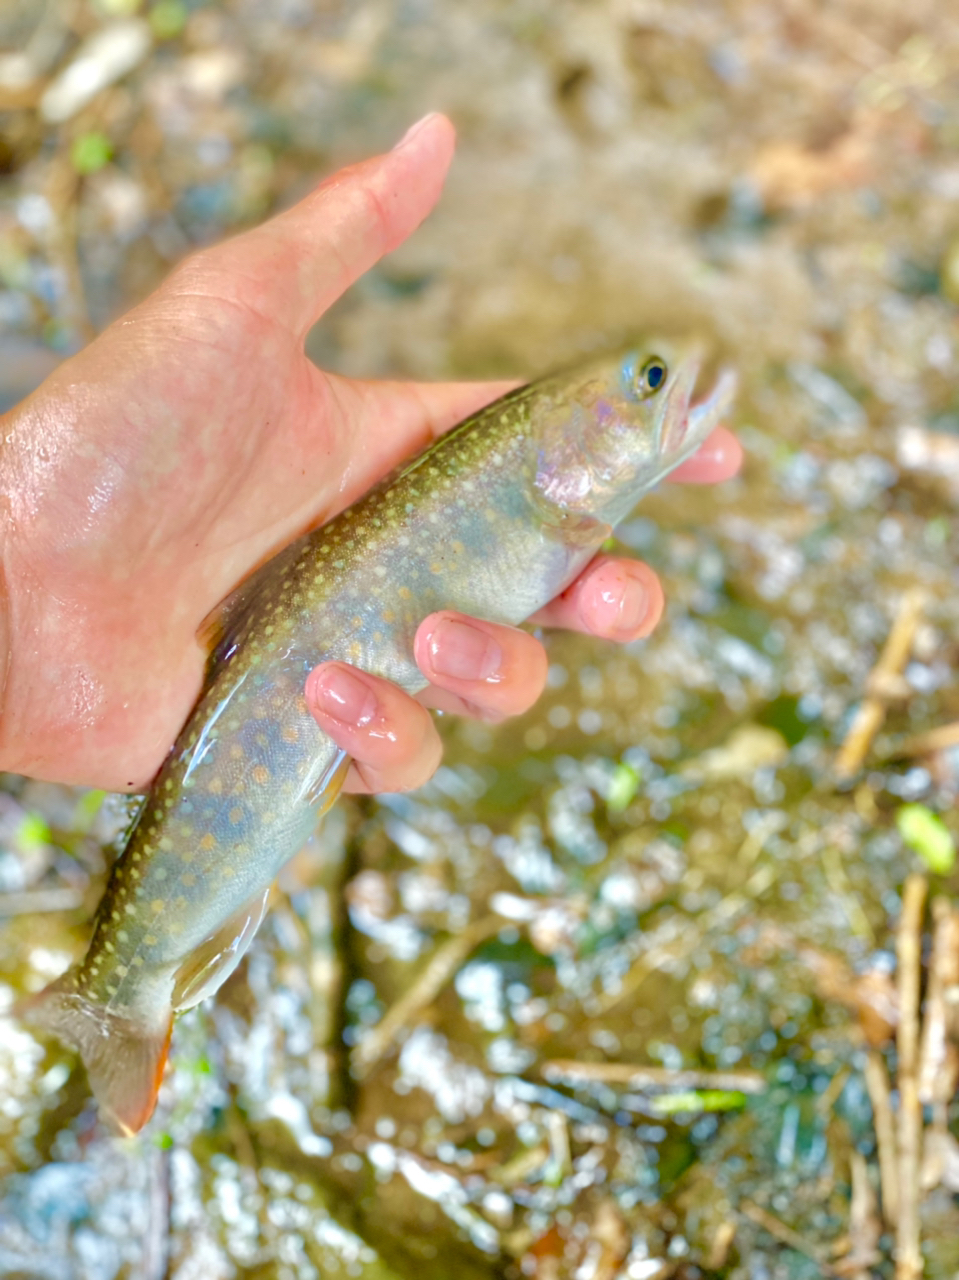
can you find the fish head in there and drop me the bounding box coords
[533,347,737,527]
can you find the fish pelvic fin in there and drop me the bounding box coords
[19,970,173,1137]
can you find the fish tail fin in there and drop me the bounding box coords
[18,971,173,1136]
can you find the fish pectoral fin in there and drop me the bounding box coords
[531,492,613,550]
[19,971,172,1136]
[197,543,301,662]
[171,886,271,1012]
[553,512,613,549]
[303,750,351,811]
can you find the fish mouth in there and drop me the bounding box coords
[657,351,738,467]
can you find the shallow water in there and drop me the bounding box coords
[3,0,959,1275]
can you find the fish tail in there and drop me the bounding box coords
[18,969,173,1136]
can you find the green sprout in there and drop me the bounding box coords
[607,762,641,813]
[17,811,52,853]
[150,0,188,38]
[71,133,113,176]
[897,804,956,875]
[649,1090,748,1114]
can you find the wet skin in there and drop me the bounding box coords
[0,114,739,800]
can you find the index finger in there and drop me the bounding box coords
[669,426,742,483]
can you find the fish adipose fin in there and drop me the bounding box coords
[20,971,173,1136]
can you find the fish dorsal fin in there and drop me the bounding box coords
[197,542,302,662]
[19,971,173,1136]
[171,886,271,1012]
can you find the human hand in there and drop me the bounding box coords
[0,113,740,795]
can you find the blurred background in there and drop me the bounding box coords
[4,1,959,1277]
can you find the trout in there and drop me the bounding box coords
[24,348,735,1133]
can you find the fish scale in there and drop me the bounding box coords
[22,347,736,1133]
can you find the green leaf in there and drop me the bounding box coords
[607,762,640,813]
[649,1090,747,1114]
[74,788,106,831]
[153,1131,174,1149]
[17,811,52,852]
[71,133,113,176]
[149,0,187,38]
[897,803,956,874]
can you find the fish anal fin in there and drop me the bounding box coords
[172,886,271,1011]
[19,969,173,1136]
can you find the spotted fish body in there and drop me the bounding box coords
[25,348,735,1133]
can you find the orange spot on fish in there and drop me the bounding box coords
[253,766,270,785]
[229,807,243,824]
[200,834,216,850]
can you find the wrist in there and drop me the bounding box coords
[0,408,15,776]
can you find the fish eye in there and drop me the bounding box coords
[636,356,668,398]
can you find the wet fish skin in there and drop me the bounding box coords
[23,348,735,1134]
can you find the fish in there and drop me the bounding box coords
[21,346,736,1134]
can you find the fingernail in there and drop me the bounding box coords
[393,112,439,151]
[586,565,651,639]
[426,617,503,682]
[311,665,377,728]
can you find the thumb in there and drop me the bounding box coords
[168,113,455,339]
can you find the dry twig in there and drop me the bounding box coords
[834,1151,882,1279]
[834,589,926,781]
[865,1049,899,1229]
[898,720,959,761]
[599,866,776,1014]
[895,874,927,1280]
[0,887,83,915]
[541,1060,765,1094]
[741,1201,838,1274]
[350,913,503,1076]
[706,1221,737,1271]
[917,897,959,1107]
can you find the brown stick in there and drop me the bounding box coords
[898,720,959,760]
[917,898,959,1106]
[895,874,927,1280]
[350,914,504,1076]
[0,887,84,915]
[865,1050,899,1228]
[541,1060,765,1094]
[834,589,926,781]
[741,1201,838,1274]
[841,1150,882,1280]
